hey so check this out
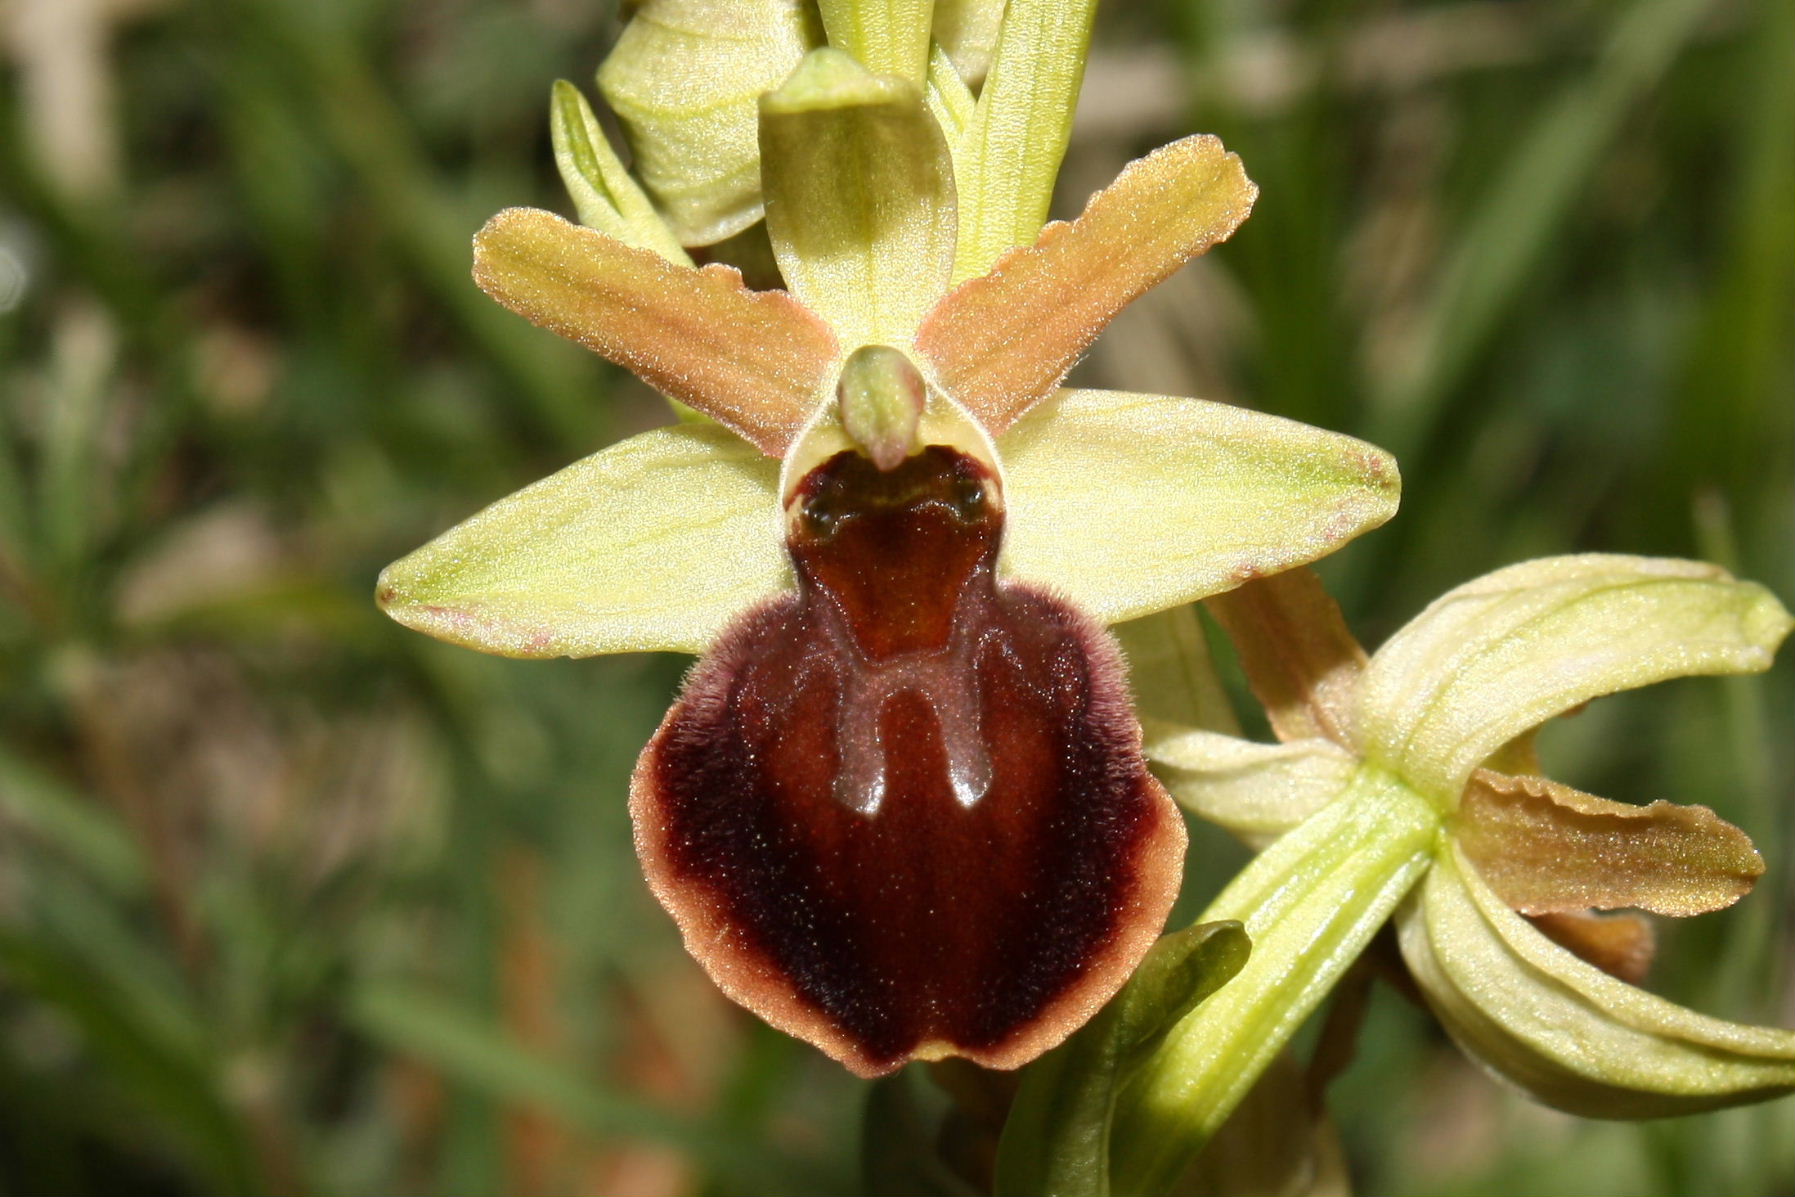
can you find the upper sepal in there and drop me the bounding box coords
[758,47,957,348]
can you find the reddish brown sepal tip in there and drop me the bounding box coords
[630,448,1185,1076]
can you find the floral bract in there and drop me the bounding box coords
[377,14,1399,1076]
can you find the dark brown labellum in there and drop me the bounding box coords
[631,445,1186,1076]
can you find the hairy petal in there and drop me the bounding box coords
[376,425,785,657]
[918,136,1256,433]
[1357,555,1795,801]
[1148,732,1358,842]
[473,208,838,455]
[1457,770,1763,917]
[999,389,1400,624]
[1398,844,1795,1118]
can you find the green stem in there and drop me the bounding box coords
[1107,766,1440,1195]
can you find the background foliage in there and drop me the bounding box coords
[1,0,1790,1193]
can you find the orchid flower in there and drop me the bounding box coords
[1105,560,1795,1192]
[376,4,1400,1077]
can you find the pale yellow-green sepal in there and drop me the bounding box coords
[1108,766,1439,1195]
[1356,555,1795,802]
[759,48,956,350]
[1147,732,1356,842]
[598,0,819,246]
[376,425,786,658]
[1398,844,1795,1118]
[998,389,1400,625]
[549,80,690,264]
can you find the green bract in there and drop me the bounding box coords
[1109,557,1795,1192]
[597,0,820,246]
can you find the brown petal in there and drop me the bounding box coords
[1204,567,1366,748]
[473,207,839,455]
[1528,911,1657,985]
[1457,770,1764,917]
[632,446,1185,1076]
[915,134,1255,435]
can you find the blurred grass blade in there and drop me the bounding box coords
[1371,0,1711,462]
[861,1071,981,1196]
[0,932,256,1190]
[0,747,144,893]
[224,0,599,445]
[348,981,826,1190]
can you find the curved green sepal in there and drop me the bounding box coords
[1108,767,1439,1195]
[598,0,820,246]
[1357,555,1795,802]
[1399,844,1795,1118]
[376,425,786,657]
[549,80,690,264]
[999,389,1401,624]
[759,48,956,348]
[994,922,1251,1197]
[1149,732,1357,842]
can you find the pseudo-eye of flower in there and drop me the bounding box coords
[377,46,1399,1076]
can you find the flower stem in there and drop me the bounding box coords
[1106,766,1440,1196]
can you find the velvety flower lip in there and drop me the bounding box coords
[376,30,1402,1076]
[1141,558,1795,1124]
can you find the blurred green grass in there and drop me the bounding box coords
[0,1,1789,1194]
